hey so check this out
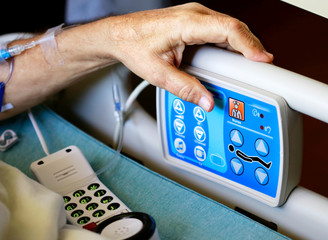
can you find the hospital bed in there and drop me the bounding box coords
[1,1,327,239]
[54,45,328,240]
[1,104,292,240]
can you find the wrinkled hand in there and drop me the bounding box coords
[106,3,273,112]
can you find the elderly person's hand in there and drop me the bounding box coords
[0,3,273,120]
[104,3,273,112]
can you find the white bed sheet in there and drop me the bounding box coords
[0,161,109,240]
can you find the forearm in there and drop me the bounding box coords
[1,19,117,120]
[0,3,273,120]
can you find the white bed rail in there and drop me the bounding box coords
[58,47,328,239]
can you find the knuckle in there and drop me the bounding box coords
[227,17,244,30]
[178,82,198,103]
[176,3,213,28]
[184,2,204,9]
[225,17,252,38]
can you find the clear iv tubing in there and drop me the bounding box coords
[95,82,124,176]
[27,109,50,156]
[97,81,150,175]
[112,80,150,148]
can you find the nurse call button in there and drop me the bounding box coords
[229,98,245,121]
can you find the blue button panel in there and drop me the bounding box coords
[165,81,280,198]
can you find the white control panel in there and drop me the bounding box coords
[157,66,303,207]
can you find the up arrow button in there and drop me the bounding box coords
[173,99,185,115]
[255,139,269,157]
[193,106,206,122]
[230,130,244,147]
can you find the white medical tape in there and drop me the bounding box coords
[39,24,65,66]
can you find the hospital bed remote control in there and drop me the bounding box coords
[157,65,303,207]
[30,146,130,228]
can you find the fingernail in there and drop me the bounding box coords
[198,96,211,112]
[263,50,274,60]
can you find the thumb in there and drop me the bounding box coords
[157,63,214,112]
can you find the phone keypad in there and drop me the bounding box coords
[63,181,129,226]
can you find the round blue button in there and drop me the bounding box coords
[173,118,185,134]
[230,158,244,175]
[194,146,206,162]
[255,167,269,185]
[255,139,269,157]
[173,99,185,115]
[230,130,244,147]
[194,126,206,142]
[174,138,186,154]
[193,106,206,122]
